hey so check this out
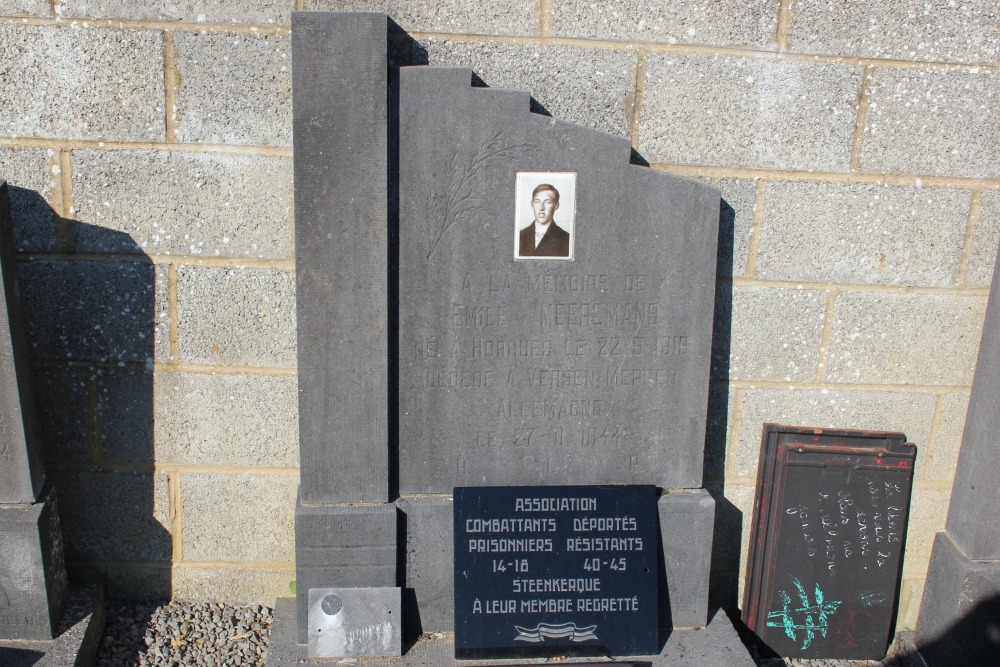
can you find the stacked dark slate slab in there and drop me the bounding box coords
[914,241,1000,664]
[274,12,752,665]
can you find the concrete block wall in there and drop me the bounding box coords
[0,0,996,633]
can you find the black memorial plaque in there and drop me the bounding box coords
[454,485,658,658]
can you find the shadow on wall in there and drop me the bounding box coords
[707,196,739,615]
[7,185,169,601]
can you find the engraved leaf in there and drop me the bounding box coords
[425,130,533,259]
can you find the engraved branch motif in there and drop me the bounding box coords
[425,130,533,260]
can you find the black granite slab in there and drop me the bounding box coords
[453,486,658,658]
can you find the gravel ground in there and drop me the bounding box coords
[96,600,271,666]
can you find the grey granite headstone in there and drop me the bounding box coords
[397,67,718,492]
[280,11,741,663]
[0,181,68,641]
[308,587,401,658]
[915,239,1000,664]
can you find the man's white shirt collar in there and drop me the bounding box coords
[534,221,551,248]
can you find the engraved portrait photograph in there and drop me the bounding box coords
[514,172,576,260]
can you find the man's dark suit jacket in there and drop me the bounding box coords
[519,222,571,257]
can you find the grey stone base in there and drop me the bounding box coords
[912,531,1000,665]
[0,489,68,640]
[295,499,398,644]
[266,597,754,667]
[0,584,105,667]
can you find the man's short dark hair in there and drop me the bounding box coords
[531,183,560,204]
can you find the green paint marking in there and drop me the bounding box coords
[766,577,842,650]
[858,591,887,607]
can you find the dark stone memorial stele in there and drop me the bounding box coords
[0,180,68,642]
[914,238,1000,665]
[453,486,658,658]
[269,11,755,667]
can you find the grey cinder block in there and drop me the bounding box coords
[174,32,292,147]
[295,500,397,644]
[641,55,860,170]
[861,68,1000,179]
[658,490,715,628]
[0,25,164,142]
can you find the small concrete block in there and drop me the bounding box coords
[303,0,536,36]
[916,532,1000,664]
[0,0,49,16]
[172,566,293,605]
[712,285,826,381]
[926,393,968,482]
[308,588,401,658]
[424,40,637,138]
[94,365,154,463]
[154,372,297,466]
[0,491,67,640]
[59,0,289,23]
[295,502,397,644]
[736,388,935,479]
[19,259,162,365]
[181,473,296,562]
[757,182,970,286]
[706,178,757,278]
[51,470,170,562]
[73,149,292,258]
[862,68,1000,179]
[398,496,453,633]
[552,0,777,48]
[0,147,59,252]
[965,191,1000,287]
[786,0,1000,64]
[175,266,296,367]
[29,364,89,463]
[174,31,291,147]
[826,292,986,385]
[0,25,163,141]
[658,490,714,628]
[641,55,860,170]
